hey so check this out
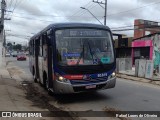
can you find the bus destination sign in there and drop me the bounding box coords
[70,30,102,37]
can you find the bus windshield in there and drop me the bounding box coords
[55,29,114,66]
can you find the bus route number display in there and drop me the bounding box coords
[70,30,102,37]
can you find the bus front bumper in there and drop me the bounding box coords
[52,77,116,94]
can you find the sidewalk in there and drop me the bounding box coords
[0,57,40,111]
[117,69,160,86]
[0,57,54,120]
[0,57,11,79]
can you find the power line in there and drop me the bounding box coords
[11,0,18,13]
[4,0,160,33]
[71,1,92,16]
[3,0,160,18]
[111,25,134,29]
[9,0,19,19]
[112,25,160,31]
[110,19,160,30]
[9,14,104,21]
[72,2,96,17]
[107,0,160,17]
[8,0,13,9]
[5,0,14,19]
[4,0,160,18]
[4,1,97,19]
[5,0,26,19]
[79,3,97,16]
[14,0,25,9]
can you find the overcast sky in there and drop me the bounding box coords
[3,0,160,45]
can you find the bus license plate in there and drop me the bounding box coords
[85,85,96,89]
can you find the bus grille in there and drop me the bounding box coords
[70,76,108,85]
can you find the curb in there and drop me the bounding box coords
[117,74,160,86]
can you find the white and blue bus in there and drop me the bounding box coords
[29,23,116,94]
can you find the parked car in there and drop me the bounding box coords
[25,51,29,56]
[5,53,11,57]
[17,53,27,61]
[12,51,18,57]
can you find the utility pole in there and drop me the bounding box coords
[93,0,107,25]
[104,0,107,25]
[0,0,6,67]
[1,0,6,29]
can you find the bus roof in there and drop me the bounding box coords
[30,23,111,40]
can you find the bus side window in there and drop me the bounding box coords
[39,36,43,57]
[36,37,40,56]
[43,48,47,59]
[42,34,47,59]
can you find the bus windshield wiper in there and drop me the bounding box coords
[88,42,104,67]
[76,43,84,65]
[76,41,104,67]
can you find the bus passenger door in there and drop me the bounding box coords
[42,44,48,85]
[38,37,43,83]
[48,45,53,89]
[34,39,40,81]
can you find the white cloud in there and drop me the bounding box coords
[4,0,160,44]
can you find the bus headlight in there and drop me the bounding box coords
[112,72,116,77]
[57,76,68,82]
[59,76,64,81]
[108,72,116,79]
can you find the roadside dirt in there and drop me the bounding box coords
[21,80,80,120]
[5,61,79,120]
[5,60,126,120]
[7,67,23,77]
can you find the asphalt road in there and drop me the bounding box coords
[7,56,31,75]
[6,57,160,115]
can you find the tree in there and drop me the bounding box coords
[7,42,12,47]
[13,44,22,51]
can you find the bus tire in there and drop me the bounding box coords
[48,89,53,96]
[33,67,37,83]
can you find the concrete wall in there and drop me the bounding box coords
[145,60,154,79]
[135,59,154,78]
[116,58,132,73]
[138,59,146,77]
[125,58,132,70]
[116,58,125,73]
[135,59,139,77]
